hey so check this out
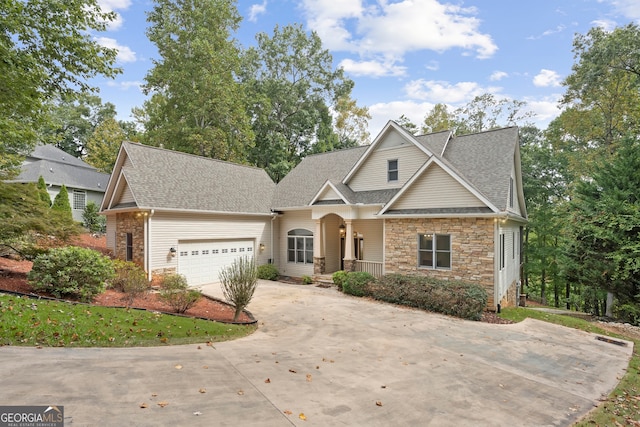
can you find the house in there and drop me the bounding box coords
[8,144,111,222]
[100,121,527,309]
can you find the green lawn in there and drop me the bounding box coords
[0,294,255,347]
[499,307,640,426]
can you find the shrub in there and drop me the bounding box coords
[342,271,375,297]
[110,260,150,306]
[82,201,106,233]
[28,246,115,302]
[51,185,73,223]
[219,256,258,321]
[332,270,347,289]
[368,274,487,320]
[301,275,313,285]
[159,274,201,314]
[257,263,279,281]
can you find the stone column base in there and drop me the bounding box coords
[313,257,326,275]
[343,259,356,272]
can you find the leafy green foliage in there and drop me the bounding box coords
[36,176,51,206]
[110,260,150,307]
[84,118,124,173]
[142,0,252,162]
[341,272,374,296]
[51,185,72,222]
[159,274,201,314]
[82,201,105,233]
[332,270,348,289]
[0,0,120,177]
[256,263,279,281]
[301,275,313,285]
[219,256,258,321]
[28,246,115,302]
[368,274,488,320]
[0,295,254,347]
[241,24,355,181]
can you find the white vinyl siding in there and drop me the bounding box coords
[106,215,116,251]
[317,186,341,202]
[116,181,135,205]
[349,144,428,191]
[508,170,522,215]
[391,164,486,210]
[149,212,272,283]
[496,221,521,303]
[351,219,383,263]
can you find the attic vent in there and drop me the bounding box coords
[98,183,101,187]
[49,168,53,173]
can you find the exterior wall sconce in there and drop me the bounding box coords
[169,247,177,257]
[259,243,265,252]
[339,224,346,237]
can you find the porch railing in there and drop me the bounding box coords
[354,260,383,278]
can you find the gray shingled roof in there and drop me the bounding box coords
[119,142,275,214]
[414,130,452,156]
[272,146,367,208]
[9,144,110,192]
[440,127,518,211]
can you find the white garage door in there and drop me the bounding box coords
[177,240,254,286]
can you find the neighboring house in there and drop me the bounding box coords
[101,121,527,310]
[9,144,110,222]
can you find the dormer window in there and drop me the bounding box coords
[388,159,398,182]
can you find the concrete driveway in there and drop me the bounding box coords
[0,281,632,426]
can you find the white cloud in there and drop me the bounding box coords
[97,0,131,31]
[339,58,406,77]
[301,0,497,79]
[591,19,617,31]
[490,71,508,81]
[604,0,640,20]
[106,80,143,91]
[533,69,562,87]
[96,37,137,63]
[248,1,268,23]
[368,100,436,136]
[523,94,564,127]
[404,79,499,103]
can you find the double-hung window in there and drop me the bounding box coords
[418,233,451,269]
[388,159,398,182]
[287,229,313,264]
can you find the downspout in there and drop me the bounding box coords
[270,213,277,264]
[494,217,500,311]
[147,209,154,282]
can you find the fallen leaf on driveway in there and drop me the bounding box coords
[157,401,169,408]
[151,393,158,397]
[299,413,307,421]
[237,390,244,395]
[139,403,148,409]
[306,374,312,382]
[193,411,202,416]
[376,401,383,407]
[199,388,206,394]
[283,410,292,415]
[175,364,183,370]
[289,369,297,373]
[265,378,271,383]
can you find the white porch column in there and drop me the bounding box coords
[314,219,324,257]
[344,220,354,260]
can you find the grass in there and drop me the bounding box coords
[499,307,640,426]
[0,294,255,347]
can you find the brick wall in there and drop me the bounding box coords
[115,212,145,268]
[385,217,496,306]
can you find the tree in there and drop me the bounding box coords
[52,185,73,223]
[0,0,119,177]
[566,135,640,320]
[333,95,371,146]
[142,0,252,162]
[421,103,456,134]
[241,24,354,181]
[36,176,51,207]
[453,94,534,134]
[82,201,105,233]
[395,114,419,135]
[43,94,117,157]
[85,118,125,173]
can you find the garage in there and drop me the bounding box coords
[177,240,255,286]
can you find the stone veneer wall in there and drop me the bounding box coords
[385,217,496,307]
[115,212,145,268]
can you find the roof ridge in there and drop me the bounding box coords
[453,126,518,138]
[300,144,369,159]
[123,141,267,172]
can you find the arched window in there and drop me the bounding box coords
[287,229,313,264]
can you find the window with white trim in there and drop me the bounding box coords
[73,190,86,210]
[388,159,398,182]
[418,234,451,269]
[288,229,314,264]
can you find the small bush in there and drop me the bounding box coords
[301,275,313,285]
[368,274,487,320]
[219,256,258,321]
[257,263,279,281]
[28,246,115,302]
[159,274,201,314]
[332,270,347,289]
[110,260,150,306]
[342,272,375,297]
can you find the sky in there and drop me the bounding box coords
[92,0,640,138]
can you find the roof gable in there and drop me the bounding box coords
[102,142,276,214]
[310,181,350,205]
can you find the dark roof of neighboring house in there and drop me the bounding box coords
[115,142,276,214]
[9,144,110,192]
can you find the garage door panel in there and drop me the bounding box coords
[178,240,254,286]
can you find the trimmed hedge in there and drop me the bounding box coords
[332,270,348,289]
[342,271,375,296]
[367,274,487,320]
[257,263,279,281]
